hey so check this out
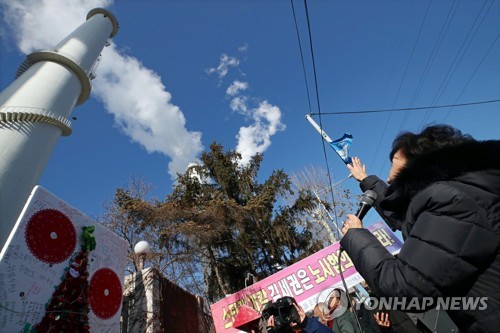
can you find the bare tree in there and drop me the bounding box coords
[99,176,205,295]
[287,165,355,244]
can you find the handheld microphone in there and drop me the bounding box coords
[355,190,377,220]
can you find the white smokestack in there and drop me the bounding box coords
[0,8,118,251]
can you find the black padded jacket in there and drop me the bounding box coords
[341,140,500,332]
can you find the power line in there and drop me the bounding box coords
[408,0,460,111]
[443,34,500,122]
[369,0,419,174]
[290,0,314,115]
[310,98,500,116]
[395,0,433,132]
[302,0,342,240]
[367,0,415,171]
[420,0,494,126]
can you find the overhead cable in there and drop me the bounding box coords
[310,98,500,116]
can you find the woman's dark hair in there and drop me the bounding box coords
[389,124,474,162]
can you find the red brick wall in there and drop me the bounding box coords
[159,278,201,332]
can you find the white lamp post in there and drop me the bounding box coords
[134,240,151,271]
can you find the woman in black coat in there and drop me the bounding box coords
[340,125,500,332]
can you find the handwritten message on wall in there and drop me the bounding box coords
[0,186,128,332]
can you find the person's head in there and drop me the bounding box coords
[327,289,341,310]
[387,124,474,183]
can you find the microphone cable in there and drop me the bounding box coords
[337,246,365,333]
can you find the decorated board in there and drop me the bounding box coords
[0,186,128,332]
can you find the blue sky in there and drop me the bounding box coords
[1,0,499,227]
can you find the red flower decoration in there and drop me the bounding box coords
[89,268,122,320]
[25,209,76,264]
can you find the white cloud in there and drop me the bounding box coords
[235,101,286,165]
[94,47,203,178]
[238,43,249,54]
[205,53,240,79]
[229,96,248,113]
[226,80,248,97]
[206,48,285,165]
[0,0,110,53]
[1,0,203,179]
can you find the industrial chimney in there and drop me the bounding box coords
[0,8,119,251]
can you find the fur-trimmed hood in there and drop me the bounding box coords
[381,140,500,214]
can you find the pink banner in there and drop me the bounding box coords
[210,241,365,332]
[367,221,403,255]
[210,221,403,332]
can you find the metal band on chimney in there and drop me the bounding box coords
[87,8,119,38]
[26,51,92,106]
[0,106,72,136]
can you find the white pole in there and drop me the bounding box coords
[305,114,333,143]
